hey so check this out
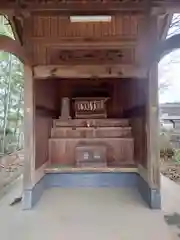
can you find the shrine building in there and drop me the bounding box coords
[0,0,179,209]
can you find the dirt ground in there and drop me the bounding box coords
[160,159,180,184]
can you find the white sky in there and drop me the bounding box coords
[159,49,180,103]
[159,14,180,103]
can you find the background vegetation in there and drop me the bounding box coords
[0,16,24,155]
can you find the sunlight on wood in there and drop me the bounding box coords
[70,16,112,23]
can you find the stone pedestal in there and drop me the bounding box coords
[59,97,71,120]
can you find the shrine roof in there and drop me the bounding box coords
[0,1,180,12]
[0,0,176,77]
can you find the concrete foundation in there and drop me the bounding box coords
[138,176,161,209]
[22,172,161,210]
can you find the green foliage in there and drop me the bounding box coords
[0,15,23,154]
[174,150,180,164]
[160,148,175,159]
[159,130,176,160]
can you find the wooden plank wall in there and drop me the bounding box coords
[26,15,143,65]
[35,79,59,169]
[58,78,129,118]
[31,15,140,39]
[34,77,147,168]
[123,78,147,167]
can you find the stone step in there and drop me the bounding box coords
[51,127,132,138]
[53,118,130,128]
[76,162,107,168]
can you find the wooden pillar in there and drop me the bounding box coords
[147,63,160,190]
[23,65,35,190]
[145,14,160,189]
[23,16,36,190]
[138,14,161,209]
[145,14,161,208]
[22,65,36,209]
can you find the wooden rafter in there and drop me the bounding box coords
[158,13,173,40]
[8,15,24,45]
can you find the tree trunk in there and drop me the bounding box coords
[1,54,12,153]
[14,87,23,149]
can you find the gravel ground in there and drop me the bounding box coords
[160,159,180,184]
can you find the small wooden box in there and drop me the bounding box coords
[75,143,107,167]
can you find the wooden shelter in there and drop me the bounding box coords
[0,0,179,209]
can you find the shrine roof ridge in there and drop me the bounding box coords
[1,0,180,13]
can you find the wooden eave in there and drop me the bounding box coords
[0,1,148,14]
[0,1,176,74]
[0,0,180,14]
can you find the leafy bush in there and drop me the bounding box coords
[174,149,180,164]
[160,148,175,159]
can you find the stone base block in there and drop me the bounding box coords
[138,175,161,209]
[22,176,45,210]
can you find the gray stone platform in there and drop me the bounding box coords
[0,182,173,240]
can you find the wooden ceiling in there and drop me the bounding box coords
[0,0,175,78]
[27,15,140,65]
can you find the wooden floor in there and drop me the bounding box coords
[45,165,138,173]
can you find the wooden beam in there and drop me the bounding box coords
[0,1,180,15]
[31,38,136,49]
[0,1,146,13]
[33,64,147,79]
[31,10,144,17]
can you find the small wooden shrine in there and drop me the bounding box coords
[73,97,108,118]
[0,0,179,209]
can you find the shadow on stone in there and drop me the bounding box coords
[164,213,180,239]
[164,213,180,226]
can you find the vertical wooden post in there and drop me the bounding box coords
[23,65,35,190]
[147,63,160,189]
[22,16,46,209]
[145,15,161,208]
[23,14,36,190]
[138,13,161,209]
[146,15,160,189]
